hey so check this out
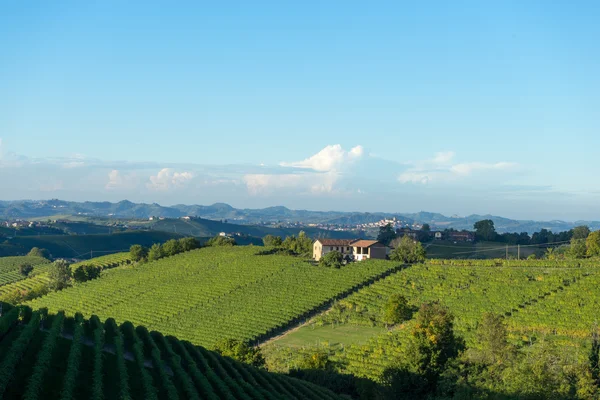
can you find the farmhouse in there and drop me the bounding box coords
[313,239,387,261]
[448,231,475,242]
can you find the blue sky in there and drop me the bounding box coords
[1,1,599,220]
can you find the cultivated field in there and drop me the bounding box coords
[27,247,402,347]
[0,306,342,400]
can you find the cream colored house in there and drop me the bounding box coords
[313,239,387,261]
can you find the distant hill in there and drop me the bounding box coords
[0,231,181,258]
[148,216,361,239]
[1,199,598,234]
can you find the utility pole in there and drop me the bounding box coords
[518,244,520,260]
[506,245,508,260]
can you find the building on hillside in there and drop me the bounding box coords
[448,231,475,242]
[396,227,420,240]
[313,239,355,261]
[434,231,442,239]
[351,240,388,261]
[313,239,387,261]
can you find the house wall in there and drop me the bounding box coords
[369,245,387,260]
[313,242,323,261]
[314,242,353,261]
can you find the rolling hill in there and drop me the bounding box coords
[0,305,342,399]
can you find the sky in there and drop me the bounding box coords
[1,1,599,220]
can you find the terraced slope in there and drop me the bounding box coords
[0,253,131,301]
[27,246,402,347]
[285,263,600,381]
[0,256,50,287]
[0,306,342,400]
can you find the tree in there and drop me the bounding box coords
[147,243,164,261]
[421,224,431,232]
[382,302,464,398]
[262,234,283,247]
[213,339,265,368]
[573,226,592,240]
[569,238,588,259]
[162,239,183,256]
[179,237,200,252]
[129,244,148,262]
[48,259,72,291]
[73,265,88,283]
[281,231,312,257]
[377,223,397,246]
[27,247,50,259]
[320,251,343,268]
[587,231,600,257]
[390,236,426,263]
[19,263,33,276]
[296,231,313,256]
[473,220,497,241]
[382,294,412,325]
[206,235,237,247]
[477,313,515,364]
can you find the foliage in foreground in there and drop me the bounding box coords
[0,306,341,400]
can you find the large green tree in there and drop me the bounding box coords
[477,313,515,364]
[320,251,343,268]
[147,243,164,261]
[473,220,497,241]
[377,223,397,246]
[48,259,72,291]
[162,239,183,256]
[27,247,50,259]
[382,294,412,325]
[587,231,600,257]
[213,338,265,368]
[382,302,463,398]
[263,234,283,247]
[129,244,148,262]
[573,225,591,240]
[569,238,588,259]
[390,236,426,263]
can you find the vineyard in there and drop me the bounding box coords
[268,261,600,382]
[0,305,342,400]
[0,252,131,301]
[27,247,402,347]
[0,256,50,288]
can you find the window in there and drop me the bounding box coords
[336,247,339,251]
[330,246,333,251]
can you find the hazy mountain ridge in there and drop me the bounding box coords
[0,199,598,234]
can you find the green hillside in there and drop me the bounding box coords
[27,246,401,348]
[0,306,342,400]
[148,217,362,240]
[265,260,600,384]
[0,231,182,258]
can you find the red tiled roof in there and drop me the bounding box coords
[350,240,383,248]
[315,239,355,246]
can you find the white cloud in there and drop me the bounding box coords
[244,145,364,195]
[243,174,304,195]
[398,151,517,184]
[147,168,194,191]
[106,170,138,190]
[432,151,455,164]
[280,144,364,172]
[450,161,516,176]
